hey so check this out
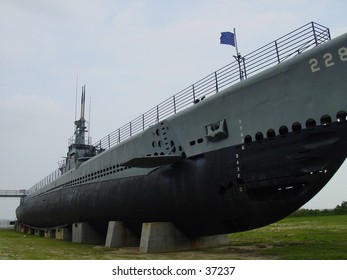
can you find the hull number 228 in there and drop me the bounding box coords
[309,47,347,72]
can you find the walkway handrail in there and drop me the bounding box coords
[0,189,27,198]
[94,22,330,151]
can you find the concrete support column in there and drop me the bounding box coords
[14,221,21,232]
[34,229,44,237]
[19,224,26,233]
[140,222,191,253]
[56,227,72,241]
[139,222,229,253]
[44,229,56,238]
[105,221,140,248]
[72,222,105,244]
[19,224,31,234]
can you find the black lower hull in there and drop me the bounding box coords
[16,121,347,237]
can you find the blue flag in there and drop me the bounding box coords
[220,32,235,47]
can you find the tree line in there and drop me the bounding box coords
[290,201,347,217]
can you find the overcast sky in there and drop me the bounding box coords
[1,0,347,220]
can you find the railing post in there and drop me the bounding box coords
[327,28,331,40]
[275,40,280,63]
[156,105,159,123]
[241,58,247,79]
[192,84,196,102]
[173,96,176,114]
[129,122,132,137]
[236,57,243,81]
[142,114,145,130]
[214,72,219,93]
[108,134,111,149]
[312,22,318,46]
[118,129,120,144]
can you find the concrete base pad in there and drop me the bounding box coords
[191,234,229,249]
[105,221,140,248]
[139,222,229,253]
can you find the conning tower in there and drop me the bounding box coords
[59,85,96,173]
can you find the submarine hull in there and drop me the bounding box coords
[16,24,347,237]
[16,121,347,237]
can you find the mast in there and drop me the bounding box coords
[88,96,91,142]
[74,85,87,145]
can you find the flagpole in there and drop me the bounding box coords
[234,28,239,57]
[232,28,244,80]
[220,28,245,80]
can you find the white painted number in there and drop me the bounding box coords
[323,53,335,67]
[309,58,320,72]
[309,47,347,72]
[338,47,347,61]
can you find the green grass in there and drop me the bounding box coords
[0,214,346,260]
[228,214,347,259]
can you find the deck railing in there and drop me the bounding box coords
[94,22,330,150]
[28,22,330,192]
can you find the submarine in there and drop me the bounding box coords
[16,22,347,238]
